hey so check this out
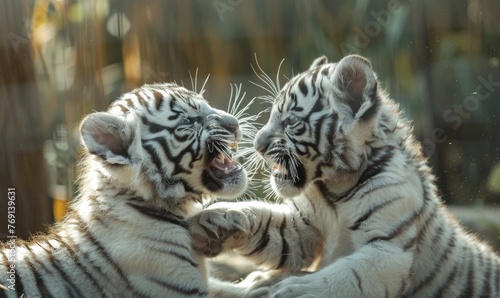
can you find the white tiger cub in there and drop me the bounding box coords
[190,55,500,297]
[0,83,265,297]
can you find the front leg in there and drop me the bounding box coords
[271,241,414,298]
[188,205,254,257]
[189,201,321,273]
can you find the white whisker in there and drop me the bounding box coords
[210,134,233,143]
[213,143,232,160]
[288,151,301,182]
[228,84,246,116]
[200,73,210,96]
[275,58,285,93]
[188,68,210,96]
[188,69,196,92]
[249,80,277,102]
[250,53,281,97]
[207,142,214,153]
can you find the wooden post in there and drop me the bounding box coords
[0,0,52,240]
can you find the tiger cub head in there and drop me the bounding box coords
[79,83,247,207]
[255,55,386,198]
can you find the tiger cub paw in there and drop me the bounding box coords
[189,206,253,257]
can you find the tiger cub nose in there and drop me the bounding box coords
[219,114,239,134]
[254,129,270,155]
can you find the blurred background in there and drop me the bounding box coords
[1,0,500,248]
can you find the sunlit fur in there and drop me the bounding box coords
[0,83,257,297]
[196,55,500,297]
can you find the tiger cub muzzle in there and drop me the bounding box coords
[254,129,307,194]
[268,148,305,182]
[202,113,246,195]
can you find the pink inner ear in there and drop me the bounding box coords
[347,69,367,100]
[92,131,128,157]
[337,67,367,113]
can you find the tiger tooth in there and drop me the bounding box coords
[224,168,229,174]
[273,164,289,175]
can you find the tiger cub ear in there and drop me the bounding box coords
[309,55,328,70]
[80,112,133,165]
[331,54,379,121]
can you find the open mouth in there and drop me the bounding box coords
[201,139,247,196]
[273,163,292,180]
[205,141,243,188]
[270,156,306,188]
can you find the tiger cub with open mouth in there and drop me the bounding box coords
[190,55,500,297]
[1,83,265,297]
